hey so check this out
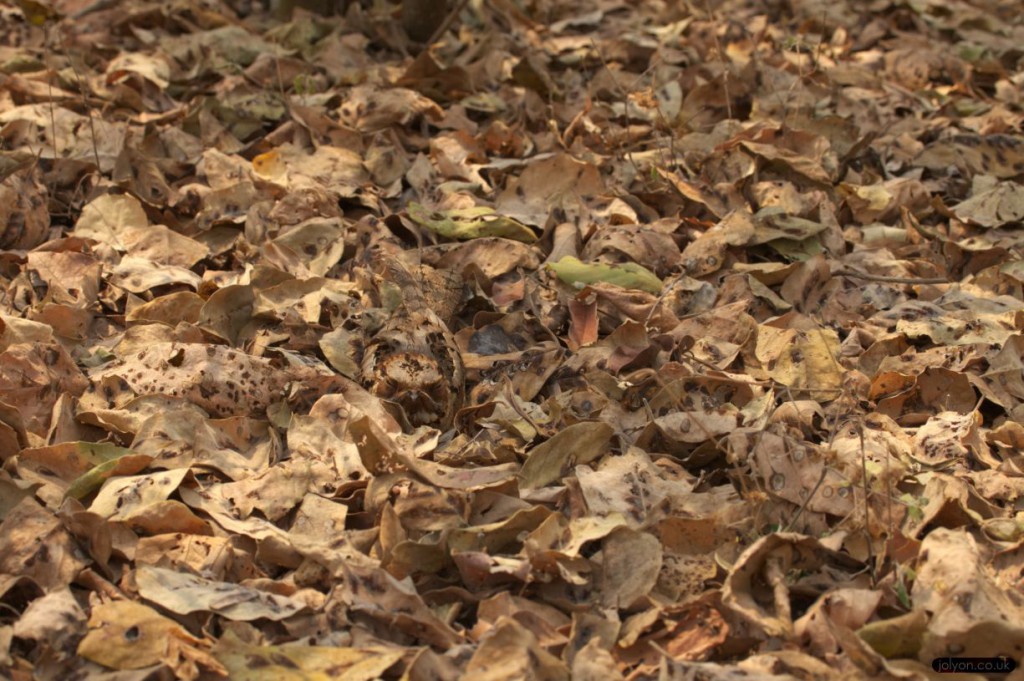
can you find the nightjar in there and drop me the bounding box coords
[361,259,464,430]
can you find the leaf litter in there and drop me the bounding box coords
[1,0,1024,678]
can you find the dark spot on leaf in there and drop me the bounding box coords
[246,654,271,668]
[269,652,299,669]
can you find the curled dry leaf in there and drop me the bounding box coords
[212,630,404,681]
[722,533,863,638]
[913,528,1024,664]
[465,617,569,680]
[136,565,307,621]
[12,587,86,653]
[0,165,49,249]
[329,563,462,649]
[77,599,226,678]
[338,85,443,132]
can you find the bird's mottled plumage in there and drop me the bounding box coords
[361,259,464,430]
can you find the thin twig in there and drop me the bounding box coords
[427,0,473,45]
[782,466,827,532]
[46,33,60,164]
[702,0,733,120]
[858,423,877,585]
[899,205,942,240]
[834,269,948,285]
[55,28,102,172]
[505,381,542,436]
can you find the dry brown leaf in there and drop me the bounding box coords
[12,587,87,653]
[518,421,614,492]
[0,165,49,248]
[599,527,662,609]
[136,565,307,621]
[82,342,297,420]
[77,599,225,678]
[913,528,1024,662]
[722,533,863,638]
[212,630,403,681]
[0,340,88,437]
[497,154,604,228]
[465,617,569,680]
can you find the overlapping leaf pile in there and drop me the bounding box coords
[1,0,1024,678]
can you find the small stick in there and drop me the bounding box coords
[834,269,948,285]
[427,0,473,45]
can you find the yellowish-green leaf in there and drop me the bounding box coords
[766,236,823,261]
[547,256,662,293]
[65,451,153,500]
[213,630,404,681]
[13,0,59,24]
[407,202,537,242]
[857,609,927,658]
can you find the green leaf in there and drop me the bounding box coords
[65,444,150,500]
[858,608,925,658]
[407,202,537,242]
[547,256,662,293]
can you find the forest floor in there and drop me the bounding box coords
[1,0,1024,678]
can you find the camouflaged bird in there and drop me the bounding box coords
[360,258,464,431]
